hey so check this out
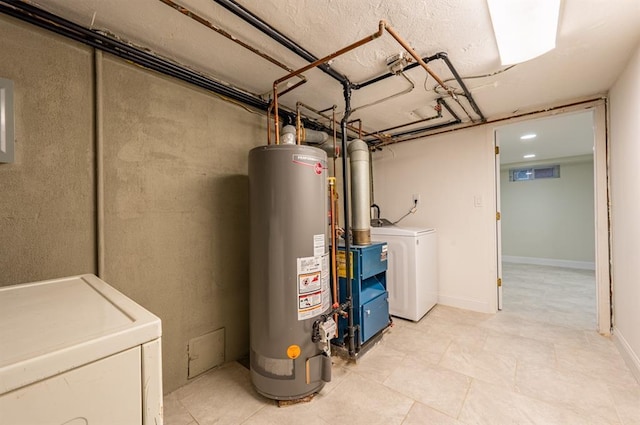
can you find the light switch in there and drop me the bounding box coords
[474,195,484,207]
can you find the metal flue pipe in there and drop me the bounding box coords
[348,140,371,246]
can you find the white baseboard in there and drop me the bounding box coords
[613,327,640,385]
[438,295,493,314]
[502,255,595,270]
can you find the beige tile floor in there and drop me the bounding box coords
[164,264,640,425]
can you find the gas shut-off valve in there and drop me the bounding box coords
[317,317,337,355]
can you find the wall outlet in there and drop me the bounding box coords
[412,194,421,205]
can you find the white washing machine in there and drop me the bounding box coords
[370,226,438,321]
[0,274,163,425]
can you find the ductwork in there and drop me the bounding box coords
[347,139,371,246]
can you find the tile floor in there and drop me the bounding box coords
[164,264,640,425]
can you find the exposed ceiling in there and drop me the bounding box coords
[21,0,640,142]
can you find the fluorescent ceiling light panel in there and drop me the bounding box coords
[523,154,536,158]
[520,133,537,140]
[487,0,561,65]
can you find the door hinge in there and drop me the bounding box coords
[496,212,501,220]
[495,146,500,155]
[497,278,502,287]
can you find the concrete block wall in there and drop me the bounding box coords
[0,14,265,393]
[0,14,95,284]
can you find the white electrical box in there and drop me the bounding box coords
[0,77,14,164]
[0,274,163,424]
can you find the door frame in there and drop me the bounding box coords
[489,99,611,335]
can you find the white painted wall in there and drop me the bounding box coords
[500,157,595,265]
[609,41,640,381]
[372,126,497,313]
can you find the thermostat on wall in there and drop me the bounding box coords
[0,77,14,164]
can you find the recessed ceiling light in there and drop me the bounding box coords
[520,134,537,140]
[523,154,536,159]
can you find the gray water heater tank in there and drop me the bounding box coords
[248,144,332,400]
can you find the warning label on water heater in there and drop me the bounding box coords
[296,254,330,321]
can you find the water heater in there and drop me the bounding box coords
[248,144,332,400]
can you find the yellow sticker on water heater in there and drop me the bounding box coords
[287,345,301,359]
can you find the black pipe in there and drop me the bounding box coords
[370,100,444,135]
[210,0,486,126]
[387,120,461,139]
[352,53,441,90]
[364,98,460,143]
[0,2,339,137]
[371,204,381,220]
[436,52,486,122]
[212,0,349,84]
[352,51,485,122]
[0,1,270,111]
[439,97,461,122]
[339,81,356,358]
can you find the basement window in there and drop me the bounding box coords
[509,164,560,182]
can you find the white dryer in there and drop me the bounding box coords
[0,274,163,424]
[370,226,437,321]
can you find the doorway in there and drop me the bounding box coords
[494,108,609,332]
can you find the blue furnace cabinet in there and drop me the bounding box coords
[334,242,391,348]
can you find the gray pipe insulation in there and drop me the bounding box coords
[282,125,354,157]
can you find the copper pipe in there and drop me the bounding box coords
[273,21,385,144]
[332,106,338,160]
[328,177,339,336]
[372,104,442,135]
[158,0,312,146]
[278,79,307,98]
[273,82,281,144]
[272,83,280,145]
[382,23,453,96]
[266,101,273,145]
[275,21,384,87]
[296,103,302,145]
[297,101,385,143]
[348,119,363,139]
[158,0,306,82]
[270,20,455,145]
[297,101,334,126]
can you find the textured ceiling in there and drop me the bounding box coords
[27,0,640,140]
